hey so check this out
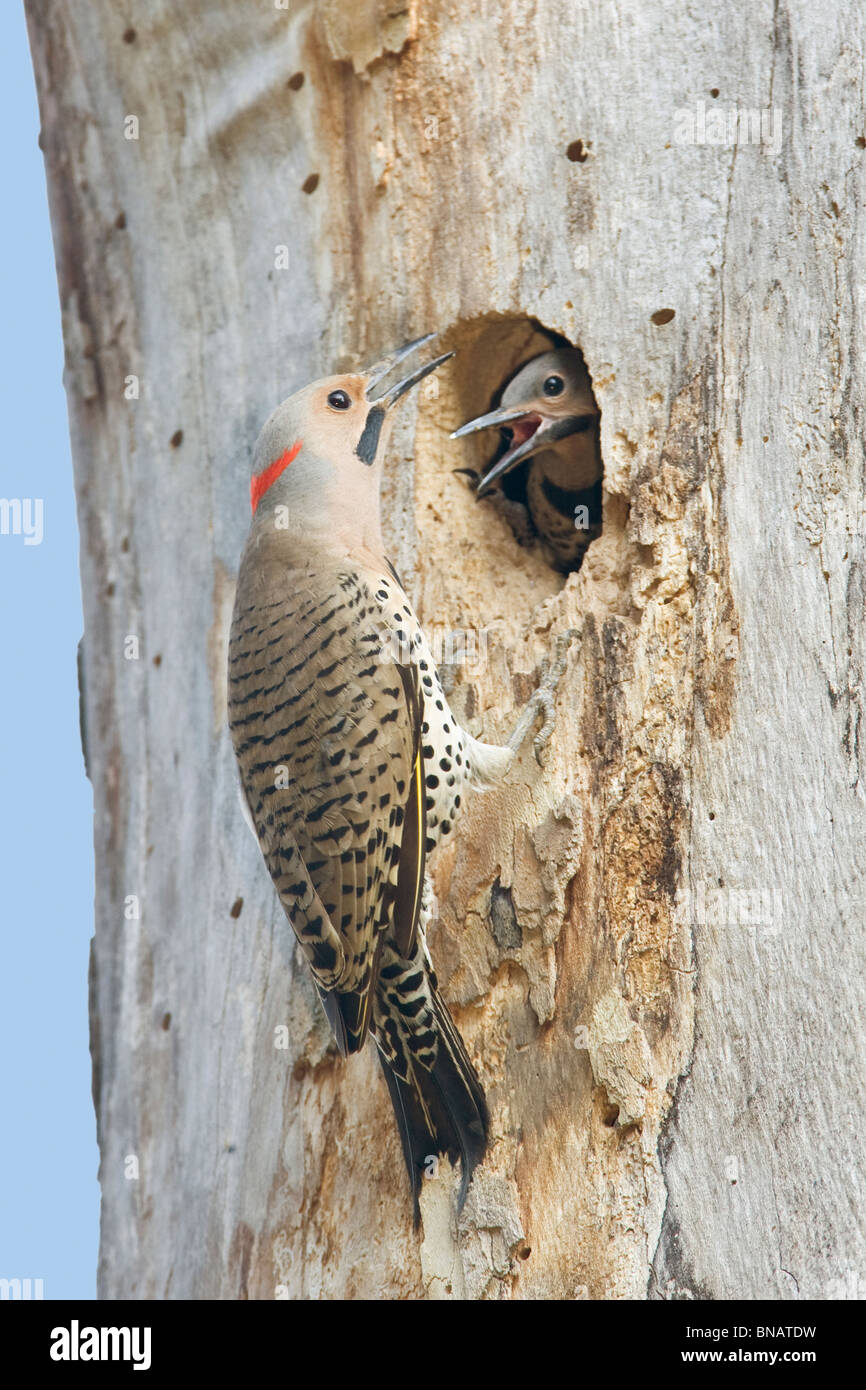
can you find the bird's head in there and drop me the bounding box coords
[248,334,452,536]
[451,347,598,496]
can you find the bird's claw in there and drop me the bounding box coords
[508,627,581,765]
[532,627,580,764]
[531,687,558,764]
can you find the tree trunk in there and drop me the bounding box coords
[27,0,865,1300]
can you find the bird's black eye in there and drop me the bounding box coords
[543,375,565,397]
[327,389,352,410]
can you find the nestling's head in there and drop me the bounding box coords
[452,347,599,495]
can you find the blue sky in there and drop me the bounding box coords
[0,5,99,1297]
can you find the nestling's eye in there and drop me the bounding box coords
[543,375,565,397]
[327,389,352,411]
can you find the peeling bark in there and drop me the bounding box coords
[27,0,866,1300]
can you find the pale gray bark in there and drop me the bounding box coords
[27,0,865,1300]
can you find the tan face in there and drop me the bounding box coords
[247,337,452,532]
[247,373,394,545]
[302,374,393,470]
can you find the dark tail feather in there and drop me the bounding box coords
[318,982,378,1059]
[377,986,489,1225]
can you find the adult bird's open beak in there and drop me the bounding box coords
[452,401,598,497]
[364,334,454,408]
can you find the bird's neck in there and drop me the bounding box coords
[535,432,601,492]
[247,507,387,571]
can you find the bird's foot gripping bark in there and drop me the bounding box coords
[493,495,536,548]
[507,627,580,766]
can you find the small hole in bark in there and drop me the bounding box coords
[161,1012,171,1031]
[709,87,720,98]
[518,1244,532,1259]
[123,27,137,44]
[449,315,603,577]
[566,139,588,162]
[651,308,676,325]
[106,582,115,597]
[709,811,715,820]
[152,653,162,667]
[120,536,130,553]
[856,136,866,149]
[302,173,320,194]
[603,1103,620,1127]
[230,897,244,919]
[170,429,184,448]
[287,71,305,90]
[114,211,127,230]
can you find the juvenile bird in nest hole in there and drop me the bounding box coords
[228,335,575,1221]
[452,347,603,572]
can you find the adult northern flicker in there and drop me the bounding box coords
[228,336,572,1219]
[452,347,602,571]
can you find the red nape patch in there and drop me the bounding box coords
[250,441,302,513]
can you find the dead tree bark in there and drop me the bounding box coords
[28,0,866,1299]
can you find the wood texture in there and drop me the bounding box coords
[27,0,865,1299]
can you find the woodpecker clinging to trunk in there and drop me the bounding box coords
[452,347,602,571]
[228,335,572,1220]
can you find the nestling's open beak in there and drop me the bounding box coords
[364,334,454,408]
[451,401,598,497]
